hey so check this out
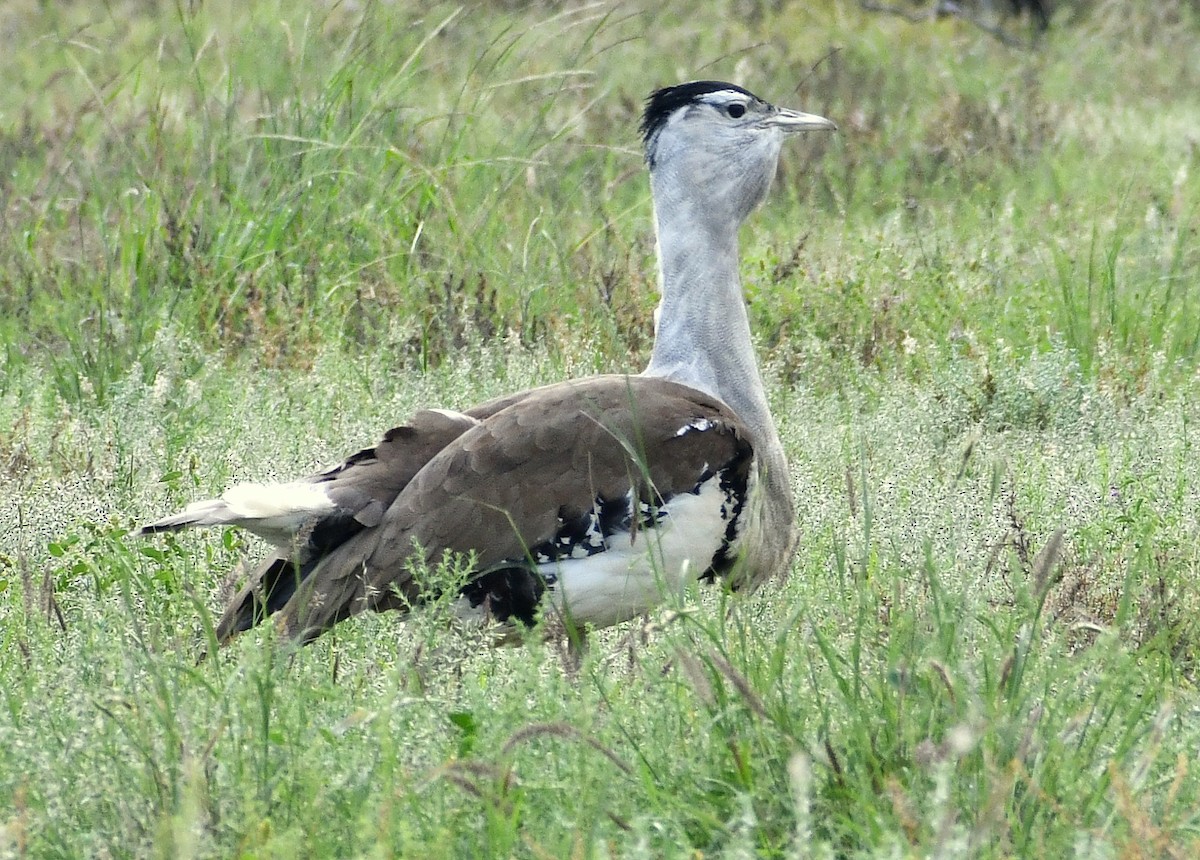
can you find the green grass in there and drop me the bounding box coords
[4,0,1200,855]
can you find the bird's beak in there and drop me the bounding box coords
[768,107,837,133]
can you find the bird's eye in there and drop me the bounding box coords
[727,103,746,119]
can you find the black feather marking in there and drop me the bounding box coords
[596,494,630,540]
[702,434,755,582]
[551,503,608,560]
[306,512,366,557]
[640,80,757,155]
[459,567,547,627]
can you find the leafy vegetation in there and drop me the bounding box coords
[3,0,1200,856]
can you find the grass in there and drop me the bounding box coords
[3,0,1200,855]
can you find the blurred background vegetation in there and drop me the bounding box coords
[1,0,1196,402]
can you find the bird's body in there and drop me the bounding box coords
[136,81,835,647]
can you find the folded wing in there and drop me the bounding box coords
[269,376,755,644]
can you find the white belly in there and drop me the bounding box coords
[539,475,727,628]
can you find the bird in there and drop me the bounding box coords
[135,81,837,648]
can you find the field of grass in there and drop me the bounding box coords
[3,0,1200,855]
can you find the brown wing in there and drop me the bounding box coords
[275,376,752,642]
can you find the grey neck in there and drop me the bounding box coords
[641,178,777,451]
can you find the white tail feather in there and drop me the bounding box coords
[136,482,336,548]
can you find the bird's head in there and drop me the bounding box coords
[641,81,835,226]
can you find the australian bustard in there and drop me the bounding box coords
[136,81,836,646]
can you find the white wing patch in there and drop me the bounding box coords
[674,417,716,437]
